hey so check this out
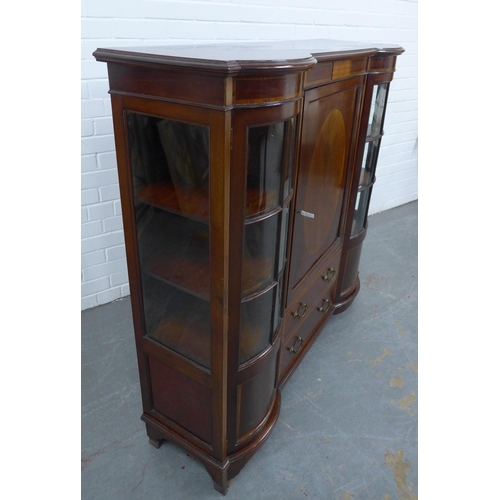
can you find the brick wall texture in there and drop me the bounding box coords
[81,0,418,310]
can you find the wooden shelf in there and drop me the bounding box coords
[359,168,371,188]
[137,179,280,221]
[140,210,275,300]
[149,291,211,369]
[245,186,279,218]
[137,180,210,223]
[144,237,210,301]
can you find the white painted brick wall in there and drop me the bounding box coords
[81,0,418,310]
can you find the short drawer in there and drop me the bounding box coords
[283,250,341,341]
[279,282,336,377]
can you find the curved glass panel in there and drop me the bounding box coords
[242,215,279,296]
[282,117,297,201]
[351,188,371,237]
[368,83,389,138]
[127,112,211,369]
[240,285,277,364]
[278,206,290,275]
[239,116,297,363]
[246,122,285,216]
[359,139,380,188]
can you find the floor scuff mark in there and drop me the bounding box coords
[384,450,417,499]
[390,376,405,388]
[369,348,391,365]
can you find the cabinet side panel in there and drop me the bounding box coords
[107,63,226,107]
[237,349,278,441]
[340,244,363,297]
[149,357,213,445]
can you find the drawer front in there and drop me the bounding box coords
[279,281,336,377]
[284,250,341,341]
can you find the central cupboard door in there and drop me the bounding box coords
[287,77,364,301]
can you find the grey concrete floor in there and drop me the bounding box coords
[82,200,417,500]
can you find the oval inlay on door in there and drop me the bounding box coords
[304,108,346,254]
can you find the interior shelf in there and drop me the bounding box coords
[144,241,210,301]
[366,124,384,142]
[136,179,281,222]
[147,285,212,369]
[245,185,279,218]
[358,168,371,188]
[139,209,276,300]
[144,242,274,301]
[137,180,210,223]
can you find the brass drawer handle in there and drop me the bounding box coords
[289,336,304,355]
[293,302,308,320]
[322,267,336,282]
[318,298,332,314]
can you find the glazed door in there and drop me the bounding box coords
[125,110,213,369]
[287,77,364,301]
[227,99,300,451]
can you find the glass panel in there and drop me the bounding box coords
[273,274,285,336]
[240,116,297,364]
[359,139,380,188]
[368,83,388,138]
[242,214,279,296]
[240,285,276,363]
[127,112,211,368]
[128,113,210,221]
[246,122,285,216]
[278,206,290,274]
[351,188,371,237]
[283,117,297,201]
[142,274,211,369]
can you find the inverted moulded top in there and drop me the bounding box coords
[93,38,405,74]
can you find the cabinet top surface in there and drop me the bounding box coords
[93,38,404,73]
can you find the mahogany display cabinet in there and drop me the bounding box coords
[93,39,404,494]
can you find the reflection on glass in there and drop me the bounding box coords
[239,116,297,364]
[273,275,285,337]
[242,215,278,296]
[351,189,370,236]
[127,112,211,368]
[240,285,276,364]
[283,117,297,201]
[278,207,289,274]
[246,122,285,215]
[368,84,388,138]
[359,139,380,188]
[142,274,211,369]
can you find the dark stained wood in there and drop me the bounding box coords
[149,357,213,445]
[305,61,333,87]
[369,55,397,72]
[332,57,368,80]
[94,39,404,494]
[287,77,364,303]
[339,244,364,299]
[279,279,338,386]
[233,73,302,104]
[107,63,227,108]
[237,349,278,441]
[282,249,341,347]
[93,39,403,74]
[332,71,395,313]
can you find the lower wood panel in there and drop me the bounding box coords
[148,356,213,445]
[237,349,278,442]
